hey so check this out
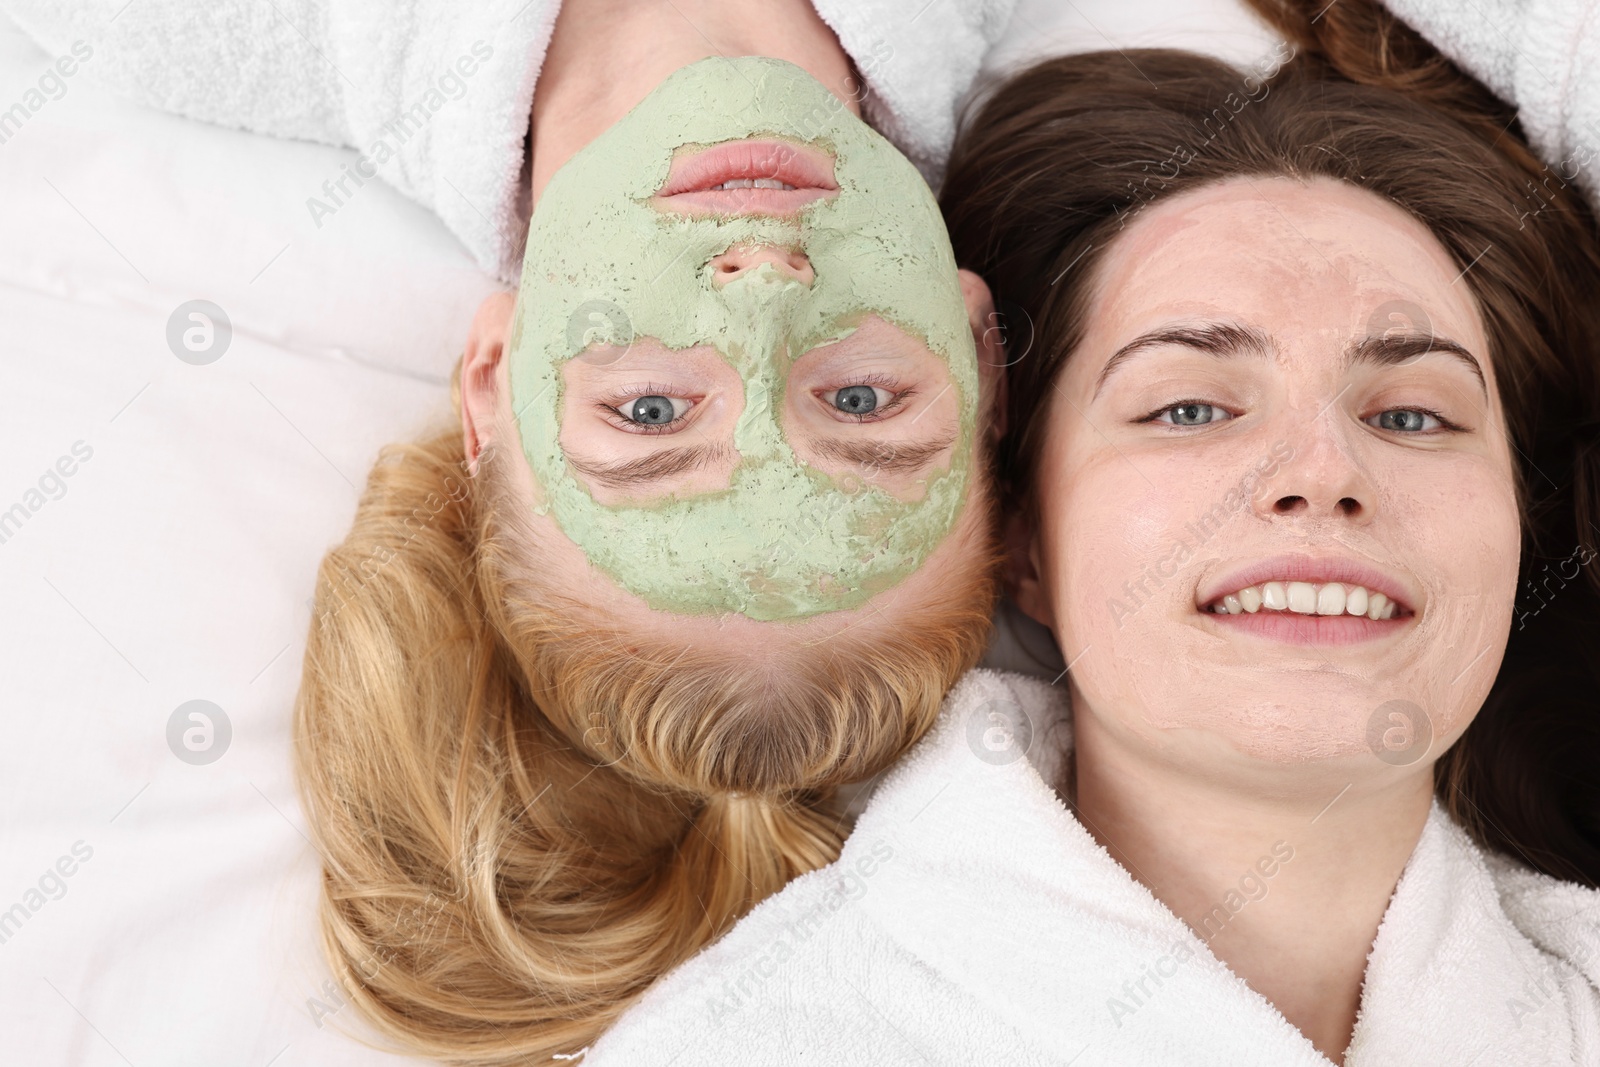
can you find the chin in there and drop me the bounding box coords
[1134,683,1407,766]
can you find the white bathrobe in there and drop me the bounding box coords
[0,0,1015,284]
[584,668,1600,1065]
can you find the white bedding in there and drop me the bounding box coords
[0,2,1277,1063]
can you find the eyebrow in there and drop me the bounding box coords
[1348,333,1486,396]
[1091,320,1486,400]
[564,443,729,489]
[810,435,957,475]
[1092,323,1272,400]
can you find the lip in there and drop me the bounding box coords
[1197,611,1409,646]
[1196,554,1420,617]
[655,139,838,216]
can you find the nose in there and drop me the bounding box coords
[708,245,814,287]
[1253,418,1377,524]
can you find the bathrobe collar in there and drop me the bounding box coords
[586,668,1600,1065]
[845,669,1597,1064]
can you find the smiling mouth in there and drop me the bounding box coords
[1196,578,1415,646]
[1201,581,1411,620]
[655,139,838,216]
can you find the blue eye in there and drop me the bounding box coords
[1157,402,1231,426]
[831,384,890,415]
[1369,409,1441,432]
[617,395,691,425]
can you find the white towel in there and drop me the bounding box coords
[1381,0,1600,209]
[0,0,1015,285]
[583,668,1600,1065]
[809,0,1014,189]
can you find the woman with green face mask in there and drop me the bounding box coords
[287,2,1014,1063]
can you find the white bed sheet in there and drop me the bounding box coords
[0,3,1277,1063]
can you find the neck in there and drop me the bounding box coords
[1069,697,1435,1065]
[528,0,859,206]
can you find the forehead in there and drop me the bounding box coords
[1084,177,1487,357]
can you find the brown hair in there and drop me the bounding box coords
[939,3,1600,885]
[291,405,997,1059]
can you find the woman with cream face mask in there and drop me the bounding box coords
[580,6,1600,1065]
[290,2,1010,1063]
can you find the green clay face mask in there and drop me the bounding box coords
[506,57,978,621]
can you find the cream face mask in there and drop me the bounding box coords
[506,57,978,621]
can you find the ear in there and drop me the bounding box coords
[959,269,1048,625]
[958,269,1007,449]
[460,290,517,473]
[1005,504,1055,630]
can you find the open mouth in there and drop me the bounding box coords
[1201,581,1410,619]
[655,139,838,216]
[1195,560,1418,646]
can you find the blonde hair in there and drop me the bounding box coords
[291,367,998,1062]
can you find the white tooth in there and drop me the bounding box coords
[1238,586,1263,613]
[1367,592,1389,620]
[1345,585,1368,616]
[1261,582,1288,611]
[1316,583,1346,616]
[1382,600,1398,620]
[1287,581,1318,614]
[1223,594,1243,615]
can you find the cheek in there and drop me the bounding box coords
[1041,425,1275,650]
[1043,457,1176,653]
[1034,429,1227,717]
[1398,459,1522,741]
